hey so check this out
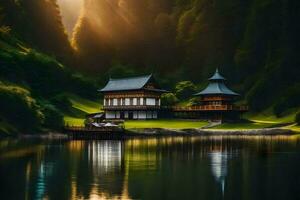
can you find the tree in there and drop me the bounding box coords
[0,6,4,25]
[295,112,300,125]
[50,94,72,112]
[175,81,197,100]
[42,104,64,130]
[0,82,43,133]
[161,93,179,106]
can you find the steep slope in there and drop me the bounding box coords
[0,27,97,135]
[0,0,73,64]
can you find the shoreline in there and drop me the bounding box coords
[5,127,297,140]
[125,127,296,137]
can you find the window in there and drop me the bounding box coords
[133,98,137,105]
[113,98,118,106]
[104,98,109,106]
[146,98,156,106]
[146,111,153,119]
[116,111,121,118]
[140,98,144,105]
[125,98,130,106]
[137,98,140,105]
[130,98,133,105]
[153,111,158,118]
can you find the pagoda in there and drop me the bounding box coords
[193,68,248,121]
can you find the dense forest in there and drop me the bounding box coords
[72,0,300,113]
[0,0,300,134]
[0,0,97,135]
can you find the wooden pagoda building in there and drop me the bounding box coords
[173,69,248,121]
[99,74,168,120]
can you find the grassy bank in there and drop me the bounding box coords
[63,94,101,126]
[245,108,298,124]
[125,120,208,129]
[212,110,297,130]
[212,122,273,130]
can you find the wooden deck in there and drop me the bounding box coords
[172,105,249,112]
[64,126,124,140]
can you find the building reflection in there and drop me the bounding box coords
[209,152,228,195]
[88,141,123,173]
[207,138,239,197]
[69,140,131,200]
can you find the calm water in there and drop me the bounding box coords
[1,136,300,200]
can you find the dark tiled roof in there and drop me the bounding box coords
[195,82,239,96]
[99,74,168,92]
[209,68,226,81]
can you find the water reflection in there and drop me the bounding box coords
[0,136,300,200]
[88,141,123,173]
[210,151,234,195]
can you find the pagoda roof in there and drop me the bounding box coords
[195,68,239,96]
[209,68,226,81]
[195,82,239,96]
[99,74,168,93]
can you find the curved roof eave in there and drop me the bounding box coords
[99,74,153,92]
[194,82,239,96]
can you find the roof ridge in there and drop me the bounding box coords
[215,82,222,92]
[209,68,226,81]
[110,74,152,81]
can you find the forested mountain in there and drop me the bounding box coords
[0,0,73,64]
[72,0,300,113]
[0,0,96,135]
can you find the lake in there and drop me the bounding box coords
[1,136,300,200]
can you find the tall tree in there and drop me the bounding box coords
[0,0,73,64]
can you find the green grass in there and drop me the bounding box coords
[212,122,272,130]
[282,124,300,133]
[63,94,101,126]
[125,120,208,129]
[63,116,85,126]
[245,108,298,124]
[67,94,101,114]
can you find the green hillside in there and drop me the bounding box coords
[0,28,98,135]
[63,94,101,126]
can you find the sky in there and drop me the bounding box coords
[57,0,83,37]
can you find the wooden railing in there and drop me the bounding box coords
[172,105,249,112]
[103,105,248,112]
